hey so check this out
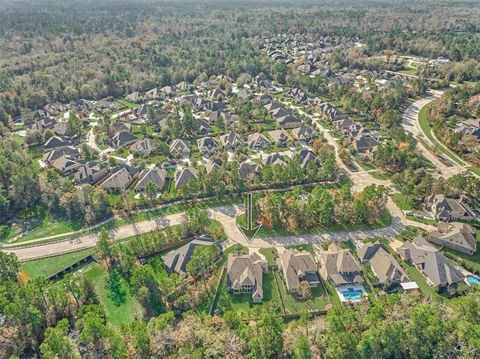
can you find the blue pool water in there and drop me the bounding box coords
[342,288,364,300]
[467,275,480,285]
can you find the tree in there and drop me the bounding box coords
[96,230,113,266]
[297,281,312,300]
[0,252,19,282]
[66,112,83,137]
[186,245,217,277]
[40,319,79,359]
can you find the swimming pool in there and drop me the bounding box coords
[466,275,480,286]
[342,288,364,301]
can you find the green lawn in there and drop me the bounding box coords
[259,248,278,265]
[275,271,330,314]
[392,193,413,211]
[83,263,144,325]
[323,280,342,307]
[20,248,95,278]
[469,166,480,177]
[401,262,436,297]
[406,214,437,226]
[214,270,282,313]
[418,104,464,165]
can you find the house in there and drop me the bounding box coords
[277,249,320,293]
[357,242,410,288]
[125,91,144,103]
[197,118,212,135]
[239,162,262,179]
[162,236,217,274]
[110,131,138,149]
[227,252,268,303]
[30,117,57,132]
[160,85,176,97]
[197,137,219,154]
[263,153,287,167]
[276,114,302,129]
[291,88,308,102]
[43,136,69,151]
[267,130,290,146]
[429,222,477,255]
[352,133,378,153]
[51,154,85,177]
[100,166,137,192]
[397,236,464,288]
[293,149,321,169]
[131,138,156,157]
[145,88,160,100]
[248,132,271,150]
[174,167,198,188]
[425,194,475,222]
[455,119,480,141]
[317,243,363,287]
[44,146,80,165]
[264,102,283,113]
[176,81,191,92]
[237,88,253,101]
[220,132,244,149]
[74,161,109,185]
[135,167,167,192]
[110,121,132,135]
[205,158,223,173]
[291,126,314,143]
[209,89,225,101]
[169,139,191,157]
[52,121,69,137]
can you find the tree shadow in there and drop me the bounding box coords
[106,268,127,307]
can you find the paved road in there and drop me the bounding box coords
[401,91,468,179]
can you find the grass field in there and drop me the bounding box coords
[392,193,413,211]
[20,248,95,278]
[418,104,464,166]
[259,248,278,265]
[469,166,480,176]
[82,263,144,325]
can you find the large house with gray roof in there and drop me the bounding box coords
[429,222,477,255]
[317,243,363,287]
[174,167,198,188]
[135,167,167,192]
[277,249,320,293]
[227,252,268,303]
[397,236,464,289]
[425,194,475,222]
[358,242,410,289]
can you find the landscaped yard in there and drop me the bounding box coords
[441,233,480,274]
[20,248,95,278]
[259,248,278,265]
[401,262,436,297]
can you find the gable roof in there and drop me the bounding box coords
[277,249,318,291]
[174,167,198,188]
[162,237,215,274]
[135,167,167,192]
[429,222,477,253]
[318,243,363,286]
[227,252,267,301]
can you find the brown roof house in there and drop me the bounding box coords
[317,243,363,287]
[277,249,320,293]
[169,139,191,157]
[397,236,464,289]
[100,166,138,192]
[131,138,155,157]
[429,222,477,255]
[358,242,410,290]
[74,161,109,185]
[227,252,268,303]
[291,126,314,143]
[174,167,198,189]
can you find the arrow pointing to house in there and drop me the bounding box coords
[238,193,262,242]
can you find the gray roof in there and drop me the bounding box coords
[135,167,167,192]
[429,222,477,253]
[169,139,190,155]
[100,167,134,191]
[318,243,363,286]
[358,242,409,285]
[227,252,267,301]
[174,167,198,188]
[277,249,319,291]
[131,138,155,156]
[239,162,262,179]
[398,237,465,287]
[162,237,215,274]
[291,126,314,140]
[111,131,137,148]
[221,132,244,148]
[263,153,287,166]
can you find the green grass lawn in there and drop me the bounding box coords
[323,280,342,307]
[214,270,282,313]
[418,104,464,165]
[82,263,144,325]
[401,262,436,297]
[392,193,413,211]
[406,214,437,226]
[356,160,376,171]
[275,271,330,314]
[20,248,94,278]
[469,166,480,177]
[285,244,316,256]
[259,248,278,265]
[441,234,480,274]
